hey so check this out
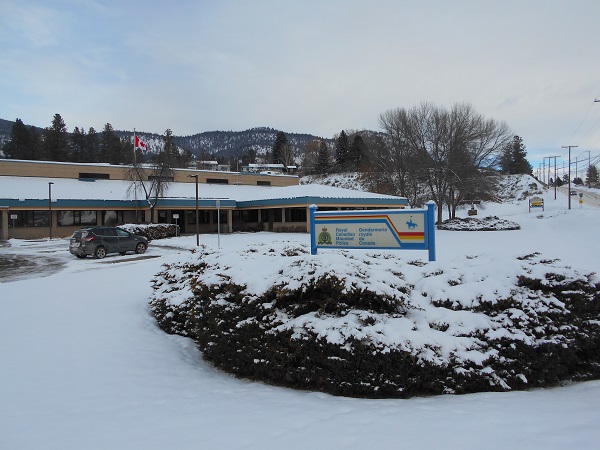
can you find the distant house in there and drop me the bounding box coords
[241,163,298,174]
[189,161,231,171]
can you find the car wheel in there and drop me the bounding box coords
[135,242,147,254]
[94,246,107,259]
[75,254,87,259]
[119,252,126,256]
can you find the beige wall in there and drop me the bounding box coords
[0,159,299,187]
[0,207,8,240]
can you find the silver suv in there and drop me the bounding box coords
[69,226,148,259]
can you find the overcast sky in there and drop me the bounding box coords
[1,0,599,169]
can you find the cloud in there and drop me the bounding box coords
[1,0,600,163]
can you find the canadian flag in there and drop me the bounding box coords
[135,135,149,152]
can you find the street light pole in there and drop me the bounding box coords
[187,174,199,246]
[48,182,54,239]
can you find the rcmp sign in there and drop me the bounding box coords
[309,202,437,261]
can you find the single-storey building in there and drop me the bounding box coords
[0,159,409,240]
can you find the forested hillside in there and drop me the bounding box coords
[0,117,329,162]
[171,127,329,159]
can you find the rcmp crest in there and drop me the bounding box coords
[317,227,332,245]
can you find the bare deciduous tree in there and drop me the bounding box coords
[126,130,175,222]
[377,103,512,222]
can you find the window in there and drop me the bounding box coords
[186,210,197,225]
[103,210,135,226]
[79,172,110,179]
[290,208,307,222]
[187,210,208,224]
[241,210,259,222]
[93,228,116,236]
[207,178,228,184]
[257,180,271,186]
[103,210,120,226]
[212,210,227,223]
[8,211,49,227]
[57,211,97,226]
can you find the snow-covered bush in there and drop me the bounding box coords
[120,223,179,240]
[149,244,600,398]
[437,216,521,231]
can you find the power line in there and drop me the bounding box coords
[565,95,600,150]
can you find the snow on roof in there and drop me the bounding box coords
[0,176,406,203]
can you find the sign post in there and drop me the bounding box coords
[529,197,544,212]
[310,202,436,261]
[10,214,17,239]
[172,213,179,237]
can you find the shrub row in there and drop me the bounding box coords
[149,255,600,398]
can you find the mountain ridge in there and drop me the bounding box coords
[0,118,339,160]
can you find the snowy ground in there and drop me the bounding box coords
[1,182,600,449]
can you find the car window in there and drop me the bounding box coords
[116,229,129,237]
[96,228,116,236]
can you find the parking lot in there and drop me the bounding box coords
[0,238,186,283]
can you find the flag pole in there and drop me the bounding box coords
[133,128,139,222]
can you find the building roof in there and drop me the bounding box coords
[0,176,408,209]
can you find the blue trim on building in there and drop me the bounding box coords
[237,196,408,208]
[1,195,407,209]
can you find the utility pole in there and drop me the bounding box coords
[544,156,553,185]
[548,156,560,199]
[562,145,578,209]
[587,150,591,187]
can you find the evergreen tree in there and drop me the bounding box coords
[70,127,86,162]
[3,118,30,159]
[163,129,178,163]
[242,148,257,167]
[162,128,188,168]
[334,130,349,171]
[348,134,367,170]
[586,165,599,187]
[317,141,331,174]
[272,131,288,165]
[43,113,70,161]
[99,123,123,164]
[500,135,532,175]
[28,126,42,160]
[86,127,100,162]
